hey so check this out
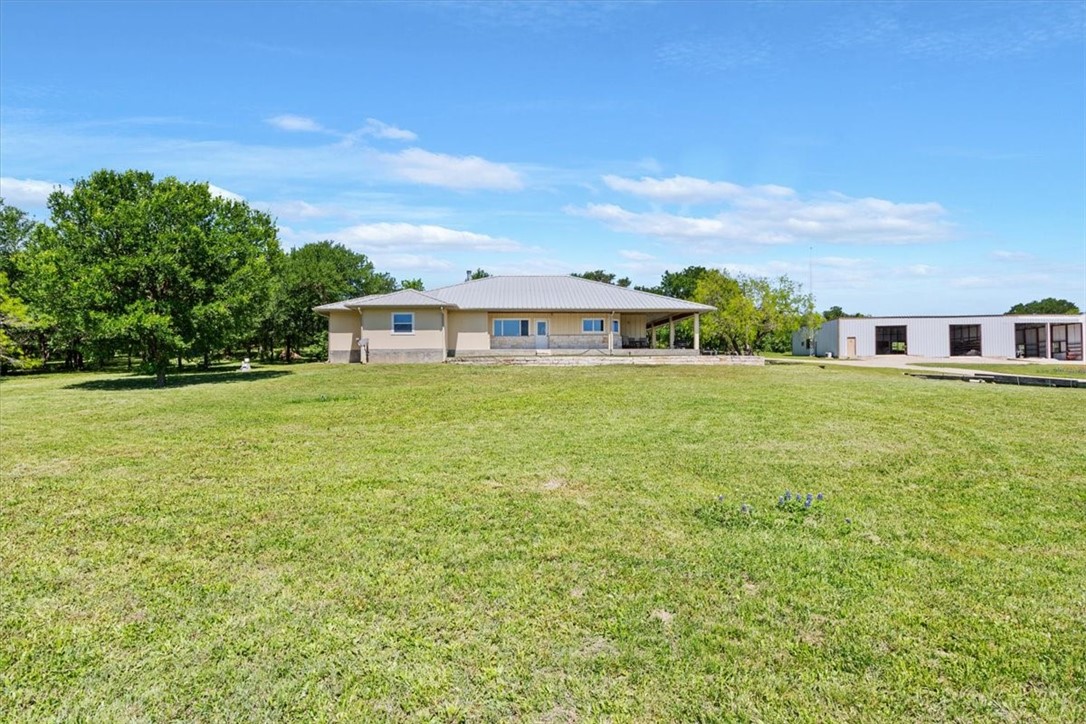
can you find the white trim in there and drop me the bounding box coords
[391,311,415,335]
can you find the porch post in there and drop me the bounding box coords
[694,314,700,352]
[608,312,614,354]
[669,317,675,349]
[442,307,449,360]
[1046,323,1052,358]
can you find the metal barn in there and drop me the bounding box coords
[793,314,1085,360]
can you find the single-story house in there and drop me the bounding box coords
[314,275,716,363]
[793,314,1085,360]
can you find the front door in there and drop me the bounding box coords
[846,337,857,358]
[535,320,549,349]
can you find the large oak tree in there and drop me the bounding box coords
[24,170,280,386]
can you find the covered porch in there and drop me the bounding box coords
[478,310,704,355]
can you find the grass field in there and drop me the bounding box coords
[908,362,1086,379]
[2,363,1084,721]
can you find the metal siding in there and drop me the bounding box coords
[829,315,1085,358]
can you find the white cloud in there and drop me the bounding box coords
[266,114,324,132]
[907,263,937,276]
[573,175,952,246]
[950,273,1053,289]
[991,250,1034,262]
[358,118,417,142]
[0,176,69,207]
[207,183,244,202]
[259,199,335,220]
[619,249,656,261]
[335,222,525,252]
[373,253,455,272]
[377,148,524,191]
[602,174,793,204]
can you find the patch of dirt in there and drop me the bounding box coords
[742,581,760,596]
[536,705,578,723]
[651,608,674,624]
[541,478,567,491]
[579,636,618,658]
[570,587,586,599]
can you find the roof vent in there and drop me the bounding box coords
[465,270,472,282]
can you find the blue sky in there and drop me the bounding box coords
[2,0,1083,314]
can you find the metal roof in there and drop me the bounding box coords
[346,289,448,308]
[435,275,715,312]
[313,289,449,313]
[315,275,716,314]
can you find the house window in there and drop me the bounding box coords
[612,319,620,333]
[392,312,414,334]
[949,325,982,356]
[494,319,529,337]
[582,318,605,333]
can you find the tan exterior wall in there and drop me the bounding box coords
[486,312,631,337]
[327,311,361,362]
[361,309,445,351]
[448,311,489,352]
[621,314,647,339]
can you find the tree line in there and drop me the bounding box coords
[0,170,406,385]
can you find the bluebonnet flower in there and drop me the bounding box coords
[741,503,750,514]
[717,495,724,502]
[816,492,824,501]
[804,498,812,509]
[778,496,784,506]
[845,518,852,525]
[784,491,792,501]
[806,493,813,504]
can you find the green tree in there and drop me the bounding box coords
[271,241,395,361]
[572,270,631,287]
[823,305,865,320]
[0,272,34,372]
[637,266,710,299]
[0,199,46,366]
[467,268,491,280]
[1007,298,1080,314]
[0,198,36,281]
[399,278,425,291]
[695,271,813,354]
[24,169,280,386]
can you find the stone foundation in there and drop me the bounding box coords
[367,348,445,364]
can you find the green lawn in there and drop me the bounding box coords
[2,363,1084,721]
[908,362,1086,379]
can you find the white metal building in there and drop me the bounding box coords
[793,314,1085,360]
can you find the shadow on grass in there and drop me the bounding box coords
[64,369,293,391]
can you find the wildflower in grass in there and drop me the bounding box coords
[804,498,812,509]
[784,491,792,501]
[717,495,724,502]
[806,493,813,504]
[845,518,852,525]
[778,496,784,506]
[816,492,824,501]
[741,503,750,514]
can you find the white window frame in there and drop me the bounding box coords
[493,318,530,337]
[391,312,415,335]
[582,317,605,333]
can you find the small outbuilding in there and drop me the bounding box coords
[793,314,1085,360]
